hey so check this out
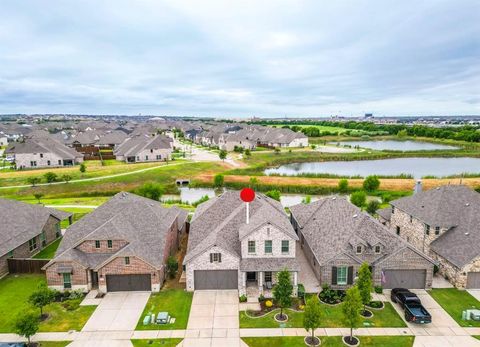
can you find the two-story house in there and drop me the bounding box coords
[290,197,435,289]
[183,191,299,297]
[378,184,480,289]
[44,192,188,292]
[0,198,71,277]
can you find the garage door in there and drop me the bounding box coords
[194,270,238,290]
[106,274,151,292]
[383,269,426,289]
[467,272,480,289]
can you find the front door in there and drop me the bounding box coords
[247,272,257,282]
[90,270,99,289]
[63,273,72,289]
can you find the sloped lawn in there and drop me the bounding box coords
[33,238,62,259]
[136,289,193,330]
[242,336,414,347]
[429,288,480,327]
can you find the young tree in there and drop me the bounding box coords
[350,191,366,207]
[29,284,54,318]
[366,200,380,215]
[213,174,224,187]
[302,195,312,204]
[244,149,251,158]
[219,150,227,161]
[397,129,408,138]
[303,296,322,346]
[273,269,293,321]
[15,312,39,346]
[357,263,373,316]
[249,177,258,188]
[338,179,349,193]
[44,172,57,183]
[342,286,362,345]
[61,174,72,183]
[274,147,281,154]
[33,193,44,204]
[137,182,164,201]
[27,177,41,187]
[79,163,86,174]
[363,175,380,192]
[166,256,178,279]
[265,190,281,201]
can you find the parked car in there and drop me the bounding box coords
[391,288,432,324]
[0,343,26,347]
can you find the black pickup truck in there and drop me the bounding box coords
[391,288,432,324]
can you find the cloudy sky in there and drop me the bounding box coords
[0,0,479,117]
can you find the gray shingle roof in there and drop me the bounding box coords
[290,196,421,265]
[390,185,480,268]
[50,192,186,269]
[184,191,297,264]
[6,136,82,159]
[377,207,392,221]
[0,198,71,257]
[114,134,172,157]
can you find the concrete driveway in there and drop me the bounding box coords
[82,292,150,332]
[181,290,240,347]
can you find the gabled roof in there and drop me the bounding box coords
[389,185,480,268]
[49,192,186,270]
[114,134,172,157]
[6,136,82,159]
[0,198,71,257]
[184,191,297,264]
[290,196,427,266]
[96,130,128,146]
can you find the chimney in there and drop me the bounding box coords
[414,180,423,195]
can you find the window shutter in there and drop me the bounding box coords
[218,253,222,263]
[347,266,354,284]
[332,266,337,285]
[209,253,213,263]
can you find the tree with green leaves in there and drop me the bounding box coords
[366,200,380,215]
[274,147,281,154]
[166,256,178,279]
[342,286,362,345]
[61,174,72,183]
[397,129,408,138]
[27,177,41,187]
[303,296,321,346]
[137,182,164,201]
[357,263,373,316]
[15,311,39,346]
[249,177,258,188]
[79,162,86,174]
[219,150,227,161]
[265,190,281,201]
[363,175,380,192]
[44,172,57,183]
[29,284,54,318]
[33,193,44,204]
[302,195,312,204]
[350,191,367,207]
[338,179,349,193]
[213,174,224,187]
[244,149,251,158]
[273,269,293,321]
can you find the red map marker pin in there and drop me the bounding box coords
[240,188,255,202]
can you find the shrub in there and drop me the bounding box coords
[265,300,273,308]
[27,177,41,187]
[265,189,281,201]
[213,174,224,187]
[166,256,178,279]
[374,285,383,294]
[44,172,58,183]
[79,163,86,173]
[244,149,251,158]
[363,175,380,192]
[297,283,306,299]
[299,304,305,310]
[338,179,349,193]
[192,195,209,207]
[239,295,247,303]
[319,284,346,304]
[368,301,383,309]
[350,191,367,207]
[68,290,84,300]
[219,150,227,161]
[433,264,439,274]
[62,300,80,311]
[137,182,164,201]
[366,200,380,215]
[258,294,265,302]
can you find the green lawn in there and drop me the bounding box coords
[33,238,62,259]
[239,302,405,328]
[0,274,96,333]
[136,289,193,330]
[242,336,415,347]
[429,289,480,327]
[37,342,71,347]
[0,274,46,332]
[131,339,183,347]
[39,298,97,332]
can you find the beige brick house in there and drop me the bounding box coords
[0,198,71,277]
[290,197,435,290]
[378,184,480,289]
[43,192,188,292]
[114,134,173,163]
[183,191,299,297]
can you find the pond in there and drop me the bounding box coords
[264,157,480,178]
[329,140,459,151]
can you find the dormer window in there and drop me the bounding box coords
[356,245,363,254]
[375,245,381,254]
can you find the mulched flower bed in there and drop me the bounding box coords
[343,336,360,346]
[319,285,346,305]
[304,336,321,346]
[366,300,384,310]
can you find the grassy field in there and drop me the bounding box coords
[242,336,415,347]
[239,302,405,328]
[131,339,183,347]
[136,289,193,330]
[33,238,62,259]
[429,289,480,327]
[39,299,96,332]
[36,342,71,347]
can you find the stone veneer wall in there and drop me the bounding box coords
[241,223,296,259]
[322,255,359,290]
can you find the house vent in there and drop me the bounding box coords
[353,214,358,218]
[465,232,470,236]
[466,203,470,207]
[332,197,336,200]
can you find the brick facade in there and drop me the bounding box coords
[45,261,89,291]
[241,224,296,259]
[76,240,129,253]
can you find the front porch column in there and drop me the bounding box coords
[258,271,264,295]
[293,271,298,286]
[293,271,298,297]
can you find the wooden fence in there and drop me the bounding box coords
[7,258,49,274]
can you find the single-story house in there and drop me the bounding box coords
[114,134,173,163]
